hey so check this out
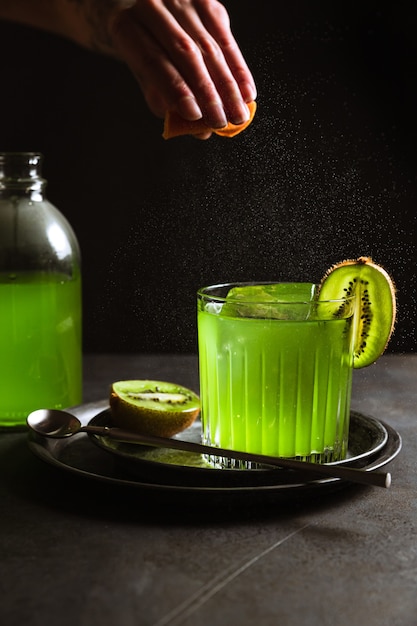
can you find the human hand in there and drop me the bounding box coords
[108,0,257,138]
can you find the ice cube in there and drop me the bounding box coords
[222,283,317,320]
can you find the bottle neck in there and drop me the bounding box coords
[0,152,46,201]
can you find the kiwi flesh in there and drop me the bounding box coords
[318,256,396,368]
[109,380,200,438]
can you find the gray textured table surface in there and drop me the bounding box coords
[1,353,416,626]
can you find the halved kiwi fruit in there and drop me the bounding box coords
[109,380,200,438]
[318,256,396,368]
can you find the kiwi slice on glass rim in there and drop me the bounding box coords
[318,256,397,368]
[109,380,200,438]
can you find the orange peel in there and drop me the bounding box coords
[162,101,257,139]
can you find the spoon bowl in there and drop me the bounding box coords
[27,408,392,489]
[28,409,85,438]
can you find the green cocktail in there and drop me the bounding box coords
[197,282,355,465]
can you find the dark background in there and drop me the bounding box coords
[1,1,415,354]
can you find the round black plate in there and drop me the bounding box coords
[88,409,389,487]
[27,401,401,496]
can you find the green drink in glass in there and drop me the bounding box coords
[197,282,355,465]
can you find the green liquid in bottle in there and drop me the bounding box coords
[0,271,82,428]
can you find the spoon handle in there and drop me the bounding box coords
[83,425,391,489]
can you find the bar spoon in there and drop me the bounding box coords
[27,408,391,488]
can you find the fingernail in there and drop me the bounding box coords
[178,96,203,121]
[241,82,257,103]
[227,101,250,126]
[205,103,228,129]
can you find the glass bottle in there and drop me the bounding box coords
[0,152,82,429]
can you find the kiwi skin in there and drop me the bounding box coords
[109,380,200,438]
[319,256,397,368]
